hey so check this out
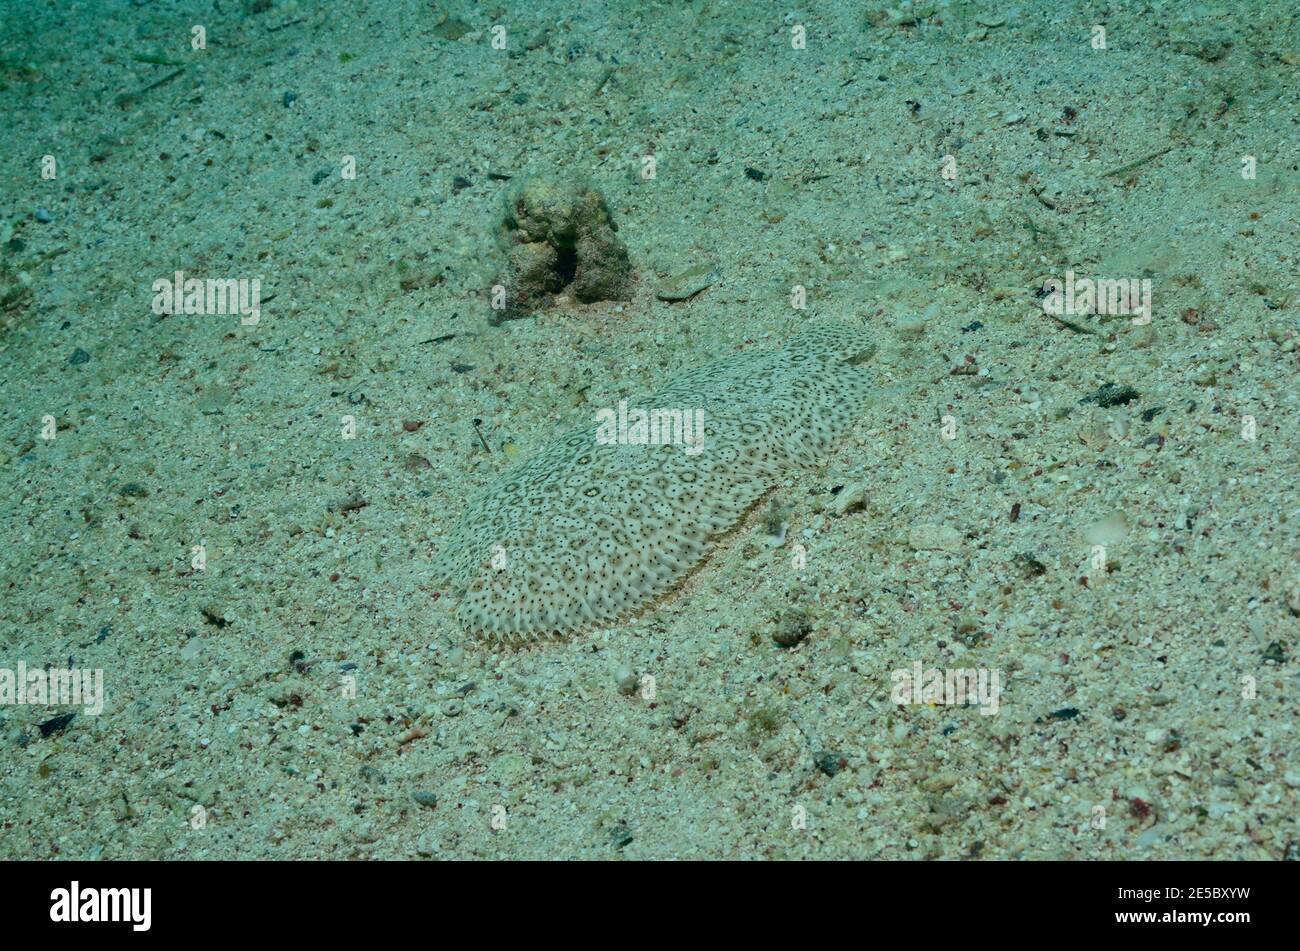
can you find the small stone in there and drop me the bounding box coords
[815,751,846,777]
[1080,382,1140,408]
[831,482,867,516]
[282,91,297,108]
[1207,801,1237,819]
[197,385,232,414]
[615,667,638,695]
[415,830,441,857]
[1083,512,1129,547]
[921,771,960,792]
[1136,827,1163,848]
[68,347,90,366]
[1283,575,1300,617]
[655,263,719,302]
[433,15,472,40]
[907,523,962,551]
[893,315,927,337]
[412,790,438,808]
[491,752,530,786]
[1283,770,1300,789]
[772,608,812,648]
[441,699,463,717]
[34,207,53,223]
[39,712,76,737]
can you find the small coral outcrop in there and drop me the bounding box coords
[492,175,633,323]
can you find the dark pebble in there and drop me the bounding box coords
[771,608,812,648]
[1015,552,1048,577]
[744,167,766,181]
[412,791,438,808]
[815,751,846,777]
[68,347,90,366]
[452,175,472,192]
[282,91,298,108]
[200,607,229,628]
[39,712,76,737]
[311,168,331,185]
[1080,383,1139,407]
[609,822,634,850]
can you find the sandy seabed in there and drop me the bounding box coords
[0,0,1297,859]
